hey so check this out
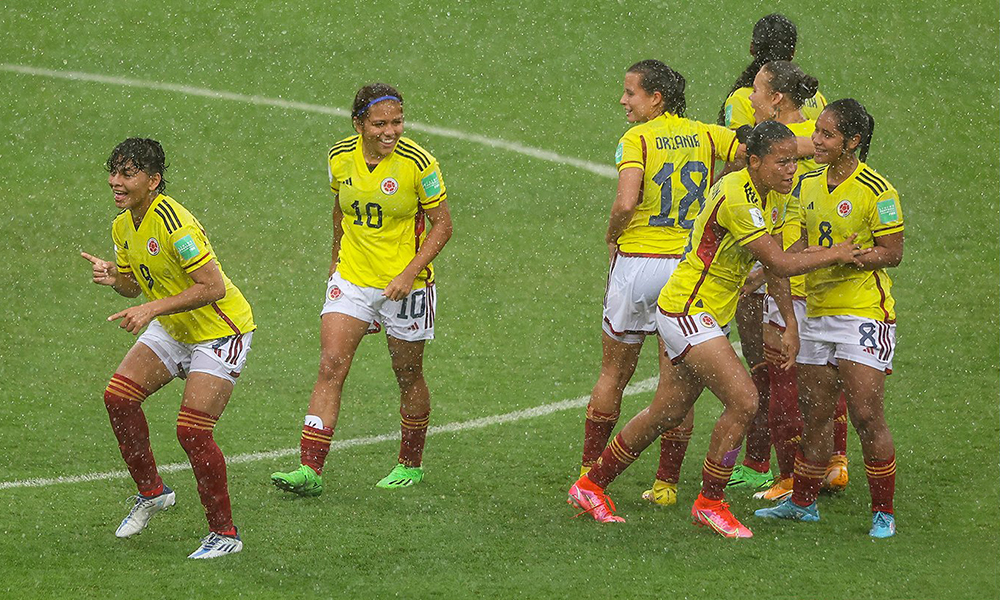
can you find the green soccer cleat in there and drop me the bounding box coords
[726,464,775,490]
[271,465,323,497]
[376,464,424,489]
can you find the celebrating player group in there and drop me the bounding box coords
[81,12,902,559]
[569,13,902,540]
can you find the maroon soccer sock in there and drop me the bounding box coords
[398,410,430,467]
[177,407,234,535]
[581,407,619,469]
[742,367,772,469]
[768,363,803,480]
[791,450,826,507]
[655,426,693,483]
[586,433,640,489]
[865,455,896,513]
[834,393,849,456]
[701,453,737,501]
[300,424,334,475]
[104,374,163,497]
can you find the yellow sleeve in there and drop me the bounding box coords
[328,158,340,196]
[170,224,215,273]
[782,191,802,246]
[719,194,767,246]
[724,90,755,129]
[417,161,446,210]
[112,223,132,274]
[870,189,904,237]
[706,124,739,161]
[616,129,644,172]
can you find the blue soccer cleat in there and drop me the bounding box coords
[754,498,820,522]
[869,511,896,538]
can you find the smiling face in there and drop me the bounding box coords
[811,109,859,165]
[354,100,404,161]
[108,161,160,212]
[620,71,662,123]
[750,136,798,194]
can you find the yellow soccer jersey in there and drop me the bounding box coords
[615,113,739,255]
[328,135,446,289]
[658,169,789,325]
[112,194,255,344]
[724,87,828,129]
[798,162,903,321]
[783,119,819,297]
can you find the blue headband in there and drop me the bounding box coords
[358,95,401,116]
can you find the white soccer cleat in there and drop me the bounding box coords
[115,486,176,538]
[187,532,243,559]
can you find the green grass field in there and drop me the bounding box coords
[1,0,997,597]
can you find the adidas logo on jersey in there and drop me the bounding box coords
[342,178,353,187]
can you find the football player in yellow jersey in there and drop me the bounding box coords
[747,60,853,500]
[271,83,453,496]
[578,59,742,508]
[568,122,865,534]
[755,100,903,539]
[81,138,254,559]
[718,15,829,493]
[720,14,827,130]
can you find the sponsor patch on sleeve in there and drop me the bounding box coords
[876,198,899,224]
[725,104,733,128]
[421,172,442,197]
[173,234,201,261]
[615,142,624,164]
[749,207,765,228]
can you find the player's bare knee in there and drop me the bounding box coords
[392,362,424,389]
[316,353,352,384]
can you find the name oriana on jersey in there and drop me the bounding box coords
[655,134,701,150]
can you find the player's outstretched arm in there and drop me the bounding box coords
[81,251,142,298]
[747,232,866,278]
[383,201,454,301]
[108,259,226,335]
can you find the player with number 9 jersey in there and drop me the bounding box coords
[329,133,446,289]
[112,196,254,343]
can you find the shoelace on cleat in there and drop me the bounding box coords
[572,491,618,520]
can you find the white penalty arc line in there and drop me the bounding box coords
[0,376,660,491]
[0,64,617,180]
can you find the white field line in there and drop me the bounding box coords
[0,64,617,179]
[0,376,659,491]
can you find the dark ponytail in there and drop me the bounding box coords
[824,99,875,161]
[627,59,687,118]
[762,60,818,108]
[718,13,798,124]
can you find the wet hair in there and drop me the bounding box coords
[718,13,798,124]
[823,98,875,161]
[351,83,403,120]
[627,59,686,118]
[106,138,168,193]
[746,120,795,159]
[761,60,819,108]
